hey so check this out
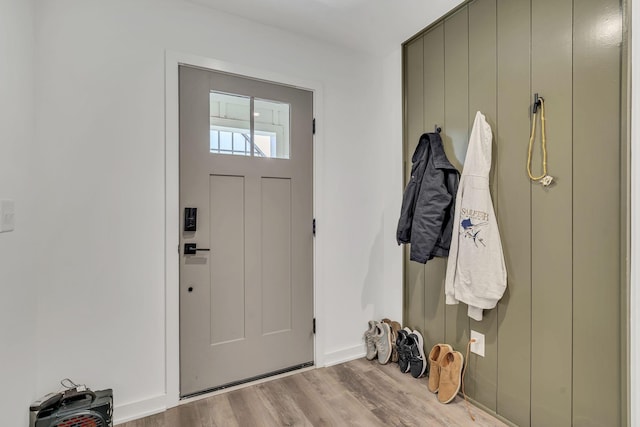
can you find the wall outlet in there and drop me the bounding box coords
[470,330,485,357]
[0,200,15,233]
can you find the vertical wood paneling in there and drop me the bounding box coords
[422,24,447,351]
[496,0,532,425]
[406,1,625,425]
[443,6,470,352]
[530,0,573,425]
[466,0,498,408]
[404,39,426,331]
[619,6,630,427]
[572,0,622,425]
[209,175,246,344]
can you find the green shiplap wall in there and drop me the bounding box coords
[401,0,627,425]
[495,0,532,424]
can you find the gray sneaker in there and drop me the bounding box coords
[364,320,377,360]
[374,322,392,364]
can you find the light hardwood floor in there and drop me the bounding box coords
[120,358,509,426]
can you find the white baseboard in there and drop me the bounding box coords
[114,394,166,425]
[323,344,366,367]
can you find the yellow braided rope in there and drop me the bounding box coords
[527,97,547,181]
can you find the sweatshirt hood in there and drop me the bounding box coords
[462,111,492,177]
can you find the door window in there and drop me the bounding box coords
[210,92,290,159]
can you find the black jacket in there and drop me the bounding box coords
[397,133,459,264]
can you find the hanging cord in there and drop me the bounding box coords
[527,97,554,186]
[61,378,80,389]
[461,339,476,422]
[60,378,87,392]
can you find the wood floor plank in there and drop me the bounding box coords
[254,377,313,426]
[328,363,396,423]
[119,359,509,427]
[279,375,341,426]
[172,403,201,427]
[194,394,238,427]
[301,367,383,426]
[338,362,422,425]
[351,360,447,426]
[367,360,467,426]
[133,412,165,427]
[227,386,279,426]
[360,359,508,427]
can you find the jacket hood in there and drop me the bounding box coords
[417,132,458,171]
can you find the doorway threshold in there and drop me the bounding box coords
[180,361,315,402]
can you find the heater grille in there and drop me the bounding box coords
[54,413,104,427]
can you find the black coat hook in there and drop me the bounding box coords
[532,93,544,114]
[434,125,442,134]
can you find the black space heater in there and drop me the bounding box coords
[29,387,113,427]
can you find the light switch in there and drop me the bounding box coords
[0,200,15,233]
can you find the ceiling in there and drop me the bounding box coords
[189,0,464,55]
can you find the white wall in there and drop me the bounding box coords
[0,0,37,425]
[34,0,403,422]
[380,48,404,323]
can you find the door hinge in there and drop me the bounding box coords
[313,318,316,334]
[313,118,316,135]
[313,218,316,236]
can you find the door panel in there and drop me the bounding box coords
[210,174,245,345]
[261,177,292,335]
[179,65,314,396]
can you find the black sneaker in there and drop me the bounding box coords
[396,328,412,373]
[408,330,427,378]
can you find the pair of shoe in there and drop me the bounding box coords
[396,328,427,378]
[364,319,400,364]
[428,344,464,404]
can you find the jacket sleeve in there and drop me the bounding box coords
[409,161,453,263]
[396,174,419,244]
[396,140,427,245]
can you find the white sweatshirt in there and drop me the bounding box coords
[444,111,507,321]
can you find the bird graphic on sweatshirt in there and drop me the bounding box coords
[460,218,487,247]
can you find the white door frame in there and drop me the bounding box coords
[164,50,325,408]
